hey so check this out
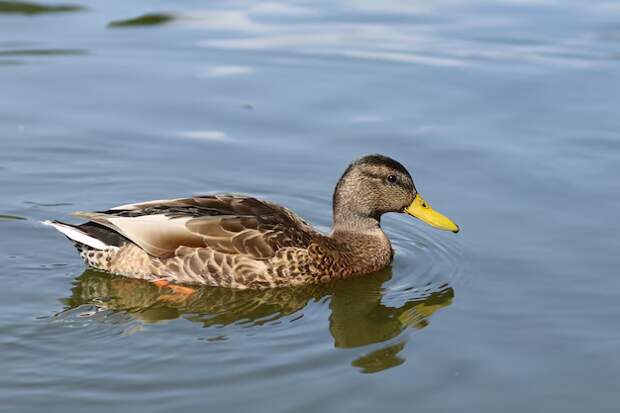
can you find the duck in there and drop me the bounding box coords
[44,154,459,290]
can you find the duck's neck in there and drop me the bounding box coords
[330,209,390,249]
[329,212,393,273]
[331,195,382,234]
[330,212,382,235]
[330,198,392,260]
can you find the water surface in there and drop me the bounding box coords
[1,1,619,412]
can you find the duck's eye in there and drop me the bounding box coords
[387,175,398,184]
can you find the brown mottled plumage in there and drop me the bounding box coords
[45,154,459,289]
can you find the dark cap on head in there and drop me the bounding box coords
[349,154,410,177]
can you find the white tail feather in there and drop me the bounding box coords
[42,220,110,250]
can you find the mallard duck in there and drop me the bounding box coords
[45,154,459,289]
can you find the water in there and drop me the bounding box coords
[1,0,619,411]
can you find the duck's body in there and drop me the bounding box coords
[48,195,393,289]
[45,155,458,289]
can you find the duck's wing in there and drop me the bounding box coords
[73,195,319,258]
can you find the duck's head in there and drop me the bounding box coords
[332,154,459,233]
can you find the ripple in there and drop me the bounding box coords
[196,65,253,78]
[187,0,618,69]
[178,130,236,143]
[0,59,23,66]
[24,201,74,207]
[385,215,464,298]
[48,304,145,337]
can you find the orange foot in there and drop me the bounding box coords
[151,278,196,297]
[166,284,196,295]
[151,278,171,288]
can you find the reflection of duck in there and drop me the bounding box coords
[63,268,454,372]
[45,155,459,288]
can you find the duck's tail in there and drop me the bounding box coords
[42,220,111,250]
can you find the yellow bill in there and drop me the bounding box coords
[404,194,459,233]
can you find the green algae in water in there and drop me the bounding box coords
[0,49,86,56]
[0,214,27,221]
[0,1,84,15]
[108,13,174,28]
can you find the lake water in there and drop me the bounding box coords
[1,0,619,411]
